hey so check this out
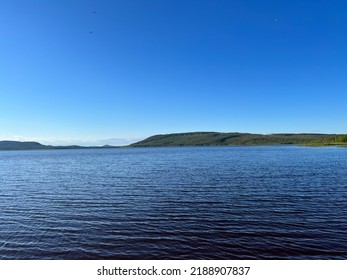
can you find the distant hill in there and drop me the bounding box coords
[0,141,48,150]
[130,132,347,147]
[0,141,117,151]
[2,133,346,150]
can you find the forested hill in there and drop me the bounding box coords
[130,132,347,147]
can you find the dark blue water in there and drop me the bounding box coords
[0,146,346,259]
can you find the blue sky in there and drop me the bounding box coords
[1,0,347,145]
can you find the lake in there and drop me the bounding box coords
[0,146,346,259]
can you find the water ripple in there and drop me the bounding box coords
[0,146,347,259]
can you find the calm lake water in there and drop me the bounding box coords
[0,146,346,259]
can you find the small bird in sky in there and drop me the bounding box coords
[89,11,96,34]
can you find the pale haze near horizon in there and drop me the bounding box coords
[1,0,346,145]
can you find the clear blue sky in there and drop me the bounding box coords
[1,0,346,145]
